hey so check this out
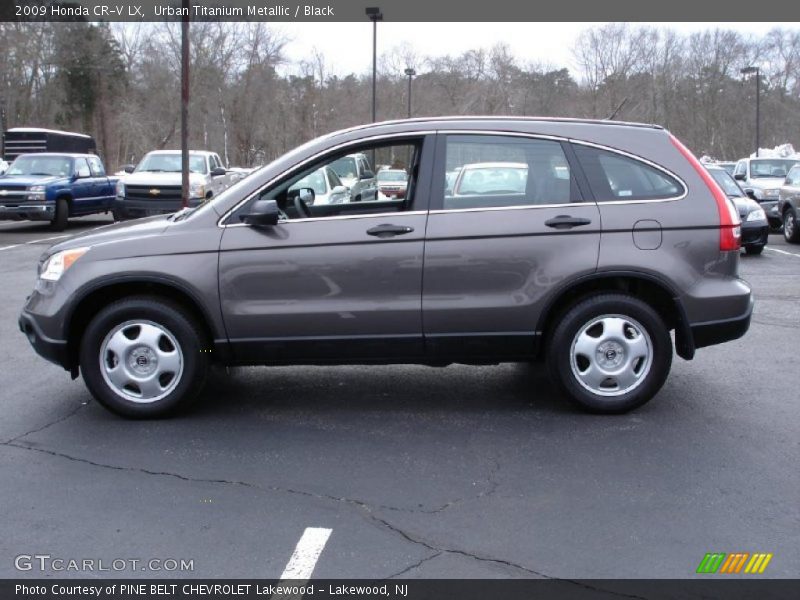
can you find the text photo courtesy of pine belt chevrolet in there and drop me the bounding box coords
[113,150,231,220]
[18,117,752,419]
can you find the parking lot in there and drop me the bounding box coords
[0,215,798,579]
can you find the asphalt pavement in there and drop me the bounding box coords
[0,215,798,580]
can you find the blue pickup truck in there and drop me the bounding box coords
[0,153,117,231]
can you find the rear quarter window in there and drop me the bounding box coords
[573,144,684,202]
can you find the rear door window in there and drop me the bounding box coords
[438,135,581,210]
[573,144,684,201]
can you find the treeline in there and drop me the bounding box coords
[1,22,799,170]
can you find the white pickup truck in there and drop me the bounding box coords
[114,150,232,219]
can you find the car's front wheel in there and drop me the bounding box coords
[79,296,209,418]
[784,207,800,243]
[547,294,672,413]
[745,244,765,255]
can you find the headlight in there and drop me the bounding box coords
[763,189,779,198]
[189,182,205,199]
[746,208,767,222]
[116,180,125,198]
[27,185,46,201]
[39,247,90,282]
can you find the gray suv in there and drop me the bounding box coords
[19,118,752,418]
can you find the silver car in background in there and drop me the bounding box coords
[289,166,350,205]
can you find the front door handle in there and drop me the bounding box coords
[366,224,415,238]
[545,215,592,229]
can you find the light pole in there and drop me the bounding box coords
[404,68,416,118]
[180,0,190,208]
[741,66,760,158]
[365,7,382,123]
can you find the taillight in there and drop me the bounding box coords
[669,134,741,252]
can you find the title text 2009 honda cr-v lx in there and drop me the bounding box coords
[19,117,753,418]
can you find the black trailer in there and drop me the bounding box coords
[2,128,96,162]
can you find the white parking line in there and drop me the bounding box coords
[279,527,332,580]
[766,247,800,258]
[0,234,70,251]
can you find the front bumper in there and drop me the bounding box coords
[19,310,70,369]
[741,221,769,247]
[690,296,754,349]
[0,203,55,221]
[115,197,203,217]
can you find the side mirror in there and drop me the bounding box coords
[210,167,227,177]
[330,185,348,196]
[733,173,745,181]
[299,188,315,204]
[289,187,315,205]
[240,199,280,227]
[360,170,375,180]
[74,170,91,179]
[745,189,757,200]
[122,164,135,174]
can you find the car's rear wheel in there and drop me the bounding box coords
[784,208,800,243]
[50,198,69,231]
[79,296,209,418]
[745,244,764,255]
[547,294,672,413]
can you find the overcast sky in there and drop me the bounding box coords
[275,22,797,77]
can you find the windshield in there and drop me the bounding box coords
[708,168,743,197]
[750,159,799,178]
[136,153,207,174]
[6,155,72,177]
[378,171,407,182]
[330,157,357,180]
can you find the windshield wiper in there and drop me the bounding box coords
[29,172,53,176]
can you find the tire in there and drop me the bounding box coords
[79,296,209,418]
[784,208,800,244]
[546,293,672,414]
[112,207,128,222]
[745,244,764,255]
[50,197,69,231]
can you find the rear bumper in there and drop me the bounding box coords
[19,310,70,370]
[690,296,754,349]
[0,203,54,221]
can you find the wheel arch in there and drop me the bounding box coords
[536,271,695,361]
[64,275,222,376]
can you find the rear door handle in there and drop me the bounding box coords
[366,224,415,237]
[545,215,592,229]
